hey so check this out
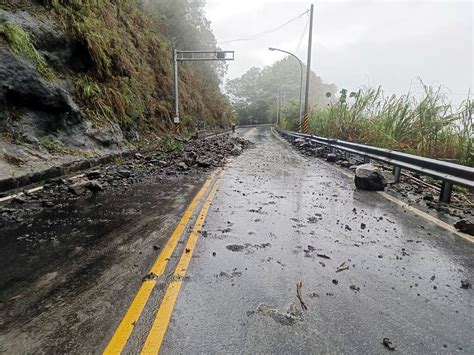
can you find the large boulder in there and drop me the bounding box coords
[354,164,387,191]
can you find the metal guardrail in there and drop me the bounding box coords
[277,128,474,203]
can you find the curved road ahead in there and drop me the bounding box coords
[2,126,473,354]
[122,127,473,354]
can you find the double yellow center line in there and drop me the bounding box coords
[104,170,224,354]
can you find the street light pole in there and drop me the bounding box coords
[303,4,314,125]
[269,47,304,130]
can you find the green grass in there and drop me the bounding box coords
[281,82,473,166]
[39,0,234,134]
[0,21,55,80]
[4,1,234,139]
[161,136,183,153]
[40,137,67,154]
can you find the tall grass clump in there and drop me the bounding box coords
[0,21,55,79]
[283,82,472,166]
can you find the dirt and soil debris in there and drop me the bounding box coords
[281,132,473,233]
[0,135,250,225]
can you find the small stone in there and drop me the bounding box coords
[349,285,360,292]
[230,145,243,156]
[86,170,102,179]
[177,162,189,171]
[68,182,87,195]
[460,280,471,289]
[42,201,55,207]
[454,219,474,236]
[118,169,131,178]
[382,337,395,351]
[326,153,337,162]
[11,196,26,204]
[86,180,104,192]
[422,194,434,201]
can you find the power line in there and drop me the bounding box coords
[295,12,309,54]
[217,10,309,45]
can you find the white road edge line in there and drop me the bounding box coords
[0,186,44,203]
[0,173,86,203]
[270,127,473,243]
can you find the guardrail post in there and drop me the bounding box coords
[439,181,453,203]
[393,166,401,183]
[363,156,370,163]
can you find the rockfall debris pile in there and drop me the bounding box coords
[283,135,474,236]
[0,135,250,224]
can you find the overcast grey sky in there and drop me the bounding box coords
[205,0,473,104]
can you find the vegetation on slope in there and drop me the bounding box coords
[0,21,54,79]
[280,82,473,166]
[2,0,234,140]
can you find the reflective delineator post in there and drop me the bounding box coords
[302,113,310,134]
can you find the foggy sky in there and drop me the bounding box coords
[205,0,473,104]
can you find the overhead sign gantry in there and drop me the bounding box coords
[173,50,234,131]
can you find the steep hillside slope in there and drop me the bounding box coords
[0,0,233,179]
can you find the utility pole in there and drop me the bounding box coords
[276,95,280,125]
[302,4,314,133]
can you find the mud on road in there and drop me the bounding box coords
[0,132,249,353]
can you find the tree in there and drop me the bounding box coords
[226,57,336,124]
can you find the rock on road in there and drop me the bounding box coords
[1,126,473,354]
[161,127,473,354]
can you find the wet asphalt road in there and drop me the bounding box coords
[1,126,473,354]
[0,174,207,353]
[161,127,473,354]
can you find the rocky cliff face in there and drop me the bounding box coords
[0,6,124,179]
[0,6,127,150]
[0,2,233,180]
